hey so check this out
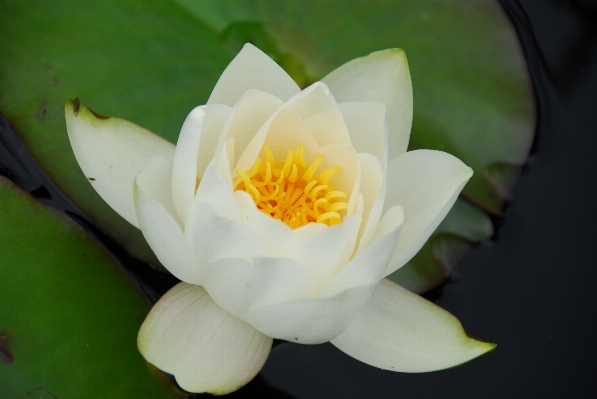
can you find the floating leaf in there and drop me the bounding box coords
[436,197,495,241]
[0,0,234,267]
[0,178,177,398]
[486,162,523,200]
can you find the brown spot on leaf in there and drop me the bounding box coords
[73,97,80,116]
[0,331,14,364]
[36,99,48,121]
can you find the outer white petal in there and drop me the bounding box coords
[242,205,401,345]
[193,157,239,222]
[171,104,230,223]
[65,100,174,228]
[135,155,180,227]
[331,279,496,372]
[186,200,267,268]
[134,156,198,284]
[138,283,272,395]
[339,102,388,167]
[284,210,362,290]
[383,150,473,276]
[196,105,233,180]
[284,82,343,120]
[207,43,300,106]
[322,206,404,298]
[354,153,386,254]
[200,256,316,319]
[237,212,324,251]
[186,147,271,265]
[322,49,413,158]
[243,284,371,344]
[238,205,300,257]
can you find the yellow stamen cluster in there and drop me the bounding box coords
[233,144,348,229]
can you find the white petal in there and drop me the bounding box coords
[135,155,181,227]
[200,256,316,319]
[134,156,198,284]
[185,200,267,267]
[193,158,239,222]
[261,108,320,165]
[65,100,174,228]
[322,49,413,158]
[234,84,341,173]
[243,284,372,344]
[185,147,272,267]
[243,205,402,345]
[233,191,327,247]
[238,207,300,257]
[354,153,385,254]
[318,144,360,215]
[171,104,230,223]
[235,108,320,174]
[215,89,283,169]
[196,105,233,180]
[284,210,362,290]
[207,43,300,106]
[215,137,235,186]
[322,206,404,298]
[284,82,343,120]
[383,150,473,276]
[304,112,352,147]
[331,279,496,372]
[234,192,326,257]
[138,283,272,395]
[339,102,388,167]
[293,222,328,241]
[233,190,257,212]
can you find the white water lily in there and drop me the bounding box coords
[65,44,495,395]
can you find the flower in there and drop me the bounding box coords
[65,44,495,395]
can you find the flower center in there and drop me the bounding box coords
[233,144,348,229]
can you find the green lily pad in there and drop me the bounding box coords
[0,178,178,398]
[0,0,235,268]
[0,0,534,292]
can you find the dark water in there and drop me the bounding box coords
[2,0,597,397]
